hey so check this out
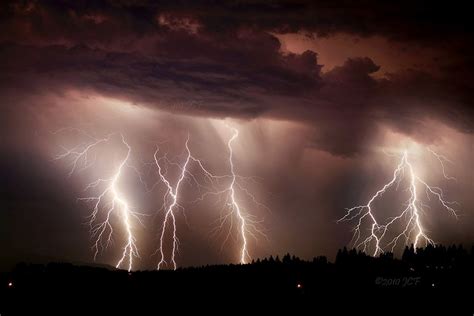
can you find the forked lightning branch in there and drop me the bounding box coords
[54,125,267,271]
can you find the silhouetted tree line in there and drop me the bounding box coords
[247,253,327,265]
[1,244,473,314]
[220,243,474,271]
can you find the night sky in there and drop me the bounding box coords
[1,1,474,271]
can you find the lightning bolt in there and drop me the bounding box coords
[339,148,459,256]
[153,135,222,270]
[55,131,141,271]
[152,127,267,268]
[225,127,249,263]
[56,125,267,270]
[153,140,190,270]
[196,126,267,264]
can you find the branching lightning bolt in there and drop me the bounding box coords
[153,139,190,270]
[339,148,459,256]
[152,127,267,269]
[55,131,141,271]
[225,127,249,263]
[153,135,224,270]
[56,125,267,270]
[195,126,267,264]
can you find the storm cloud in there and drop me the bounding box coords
[1,0,474,155]
[1,1,473,270]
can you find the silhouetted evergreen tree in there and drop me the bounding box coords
[402,245,415,263]
[269,255,275,264]
[312,256,327,265]
[335,246,348,264]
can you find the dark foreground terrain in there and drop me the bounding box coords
[1,244,473,314]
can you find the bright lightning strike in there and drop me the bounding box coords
[152,127,267,269]
[152,135,222,270]
[56,125,267,270]
[55,131,141,271]
[339,147,459,256]
[225,127,249,264]
[197,126,267,264]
